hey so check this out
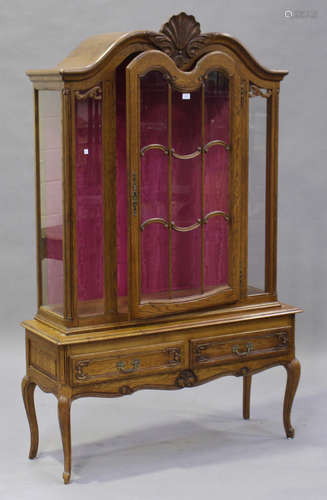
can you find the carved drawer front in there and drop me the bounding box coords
[71,341,186,385]
[190,329,290,368]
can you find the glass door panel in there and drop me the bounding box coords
[141,70,168,147]
[204,148,229,289]
[127,51,241,318]
[171,88,202,298]
[140,71,169,300]
[204,71,230,291]
[171,156,202,297]
[141,149,169,299]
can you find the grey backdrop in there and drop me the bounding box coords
[1,1,326,498]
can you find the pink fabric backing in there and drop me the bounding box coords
[75,94,104,307]
[204,76,229,287]
[138,70,229,298]
[42,67,229,310]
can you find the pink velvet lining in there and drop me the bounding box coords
[75,93,104,308]
[137,70,229,299]
[204,76,229,287]
[42,66,229,312]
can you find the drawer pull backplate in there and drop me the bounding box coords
[232,343,254,357]
[117,359,140,374]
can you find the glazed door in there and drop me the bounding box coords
[126,50,241,319]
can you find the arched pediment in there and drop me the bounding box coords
[26,12,287,83]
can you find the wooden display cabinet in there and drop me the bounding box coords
[22,13,302,484]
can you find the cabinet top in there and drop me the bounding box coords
[26,12,288,84]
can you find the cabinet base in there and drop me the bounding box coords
[21,303,301,483]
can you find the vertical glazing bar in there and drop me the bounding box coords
[70,90,78,324]
[103,78,118,316]
[265,86,279,295]
[265,94,271,293]
[62,88,74,321]
[168,82,172,299]
[240,79,249,298]
[201,82,205,294]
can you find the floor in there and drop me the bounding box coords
[1,336,326,500]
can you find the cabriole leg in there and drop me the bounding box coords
[243,374,252,420]
[283,358,301,438]
[22,376,39,459]
[58,389,72,484]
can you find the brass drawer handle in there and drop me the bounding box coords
[232,343,254,357]
[117,359,140,374]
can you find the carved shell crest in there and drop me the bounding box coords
[149,12,214,68]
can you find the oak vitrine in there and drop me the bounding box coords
[22,13,302,484]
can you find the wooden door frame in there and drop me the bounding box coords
[126,50,242,319]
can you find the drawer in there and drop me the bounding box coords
[70,341,186,385]
[190,329,290,368]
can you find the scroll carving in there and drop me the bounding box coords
[175,369,197,388]
[75,360,90,381]
[167,347,182,366]
[149,12,215,68]
[119,385,134,396]
[249,84,272,99]
[194,343,210,363]
[278,332,289,347]
[75,86,102,101]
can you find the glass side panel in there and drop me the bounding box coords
[39,90,64,314]
[171,88,202,298]
[140,71,169,300]
[75,86,104,315]
[248,84,267,294]
[204,71,229,291]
